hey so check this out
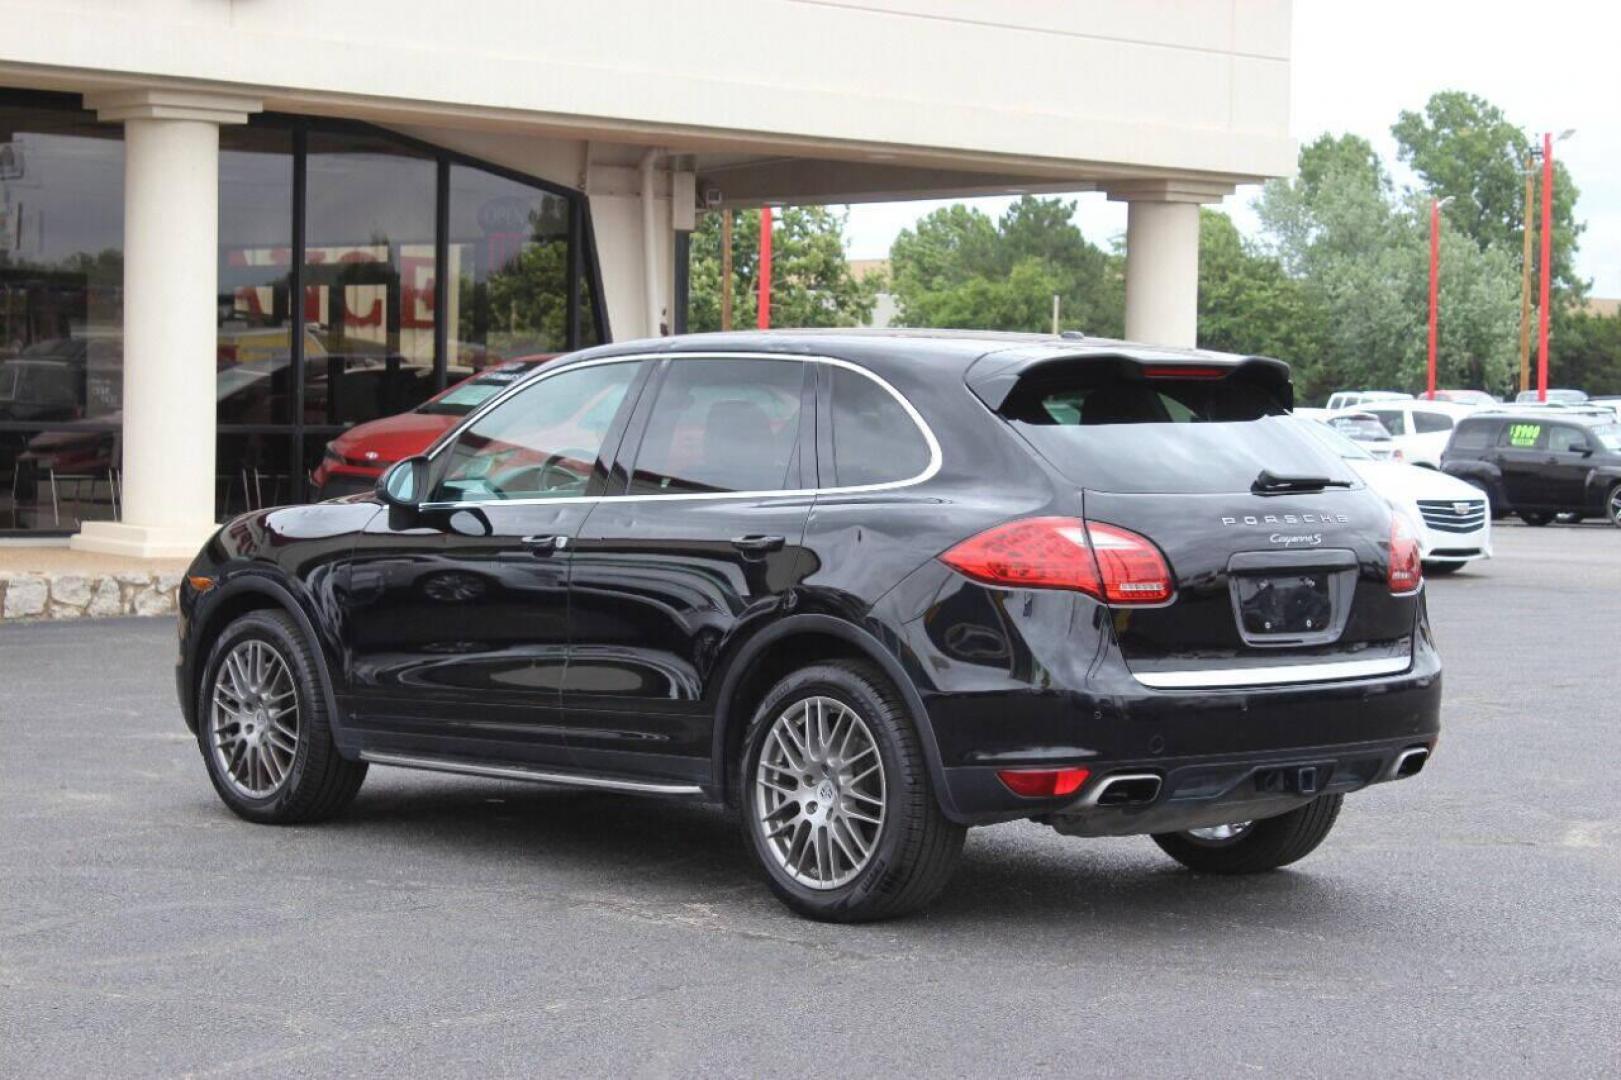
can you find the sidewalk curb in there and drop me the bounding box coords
[0,570,181,622]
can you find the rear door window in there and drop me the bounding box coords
[1366,408,1408,435]
[828,365,932,487]
[1499,422,1546,449]
[1411,410,1454,434]
[627,358,808,494]
[997,366,1353,494]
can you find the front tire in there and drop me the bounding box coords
[1518,510,1554,527]
[197,610,367,824]
[1607,483,1621,529]
[1423,559,1467,576]
[1151,794,1342,874]
[739,661,965,922]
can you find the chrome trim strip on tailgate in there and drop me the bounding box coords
[1133,656,1412,690]
[359,751,704,796]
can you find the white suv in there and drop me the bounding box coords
[1350,400,1479,468]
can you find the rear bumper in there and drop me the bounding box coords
[1042,736,1431,837]
[896,578,1442,827]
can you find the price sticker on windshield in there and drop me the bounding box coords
[1508,423,1541,447]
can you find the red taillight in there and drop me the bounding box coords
[1388,513,1422,594]
[1141,364,1228,380]
[940,517,1173,604]
[996,767,1091,798]
[1086,522,1175,604]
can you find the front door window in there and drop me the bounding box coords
[434,361,642,503]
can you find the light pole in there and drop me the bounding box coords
[1427,195,1454,401]
[757,205,774,330]
[1534,129,1575,402]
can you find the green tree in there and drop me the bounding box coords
[1392,91,1584,300]
[1196,209,1326,384]
[1552,311,1621,396]
[888,196,1123,335]
[687,206,878,332]
[1257,135,1521,399]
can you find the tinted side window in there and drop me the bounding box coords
[1548,426,1590,453]
[433,361,641,502]
[1449,421,1495,451]
[1498,421,1546,449]
[1412,410,1454,434]
[830,366,931,487]
[629,359,806,494]
[1366,408,1407,435]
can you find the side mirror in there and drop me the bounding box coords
[377,455,430,510]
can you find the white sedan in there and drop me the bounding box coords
[1297,418,1491,574]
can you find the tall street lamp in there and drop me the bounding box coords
[1427,195,1454,401]
[1534,128,1575,402]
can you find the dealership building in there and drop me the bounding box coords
[0,0,1294,556]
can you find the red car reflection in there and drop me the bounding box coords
[311,356,556,499]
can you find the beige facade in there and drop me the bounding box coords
[0,0,1297,555]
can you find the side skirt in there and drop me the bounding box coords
[358,751,707,798]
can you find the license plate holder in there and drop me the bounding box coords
[1226,549,1358,647]
[1235,573,1332,636]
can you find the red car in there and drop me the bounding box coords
[310,356,555,499]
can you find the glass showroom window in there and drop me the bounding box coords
[0,99,124,533]
[302,130,439,430]
[447,164,572,370]
[217,123,295,517]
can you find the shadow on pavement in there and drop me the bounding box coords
[307,778,1351,935]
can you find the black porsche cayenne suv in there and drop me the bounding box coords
[177,331,1440,921]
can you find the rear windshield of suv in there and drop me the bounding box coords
[998,368,1355,494]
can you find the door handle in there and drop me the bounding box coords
[730,534,785,555]
[521,534,567,554]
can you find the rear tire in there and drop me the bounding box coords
[1517,510,1554,527]
[1152,794,1342,874]
[738,660,966,922]
[197,610,367,825]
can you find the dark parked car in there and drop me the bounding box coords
[176,331,1441,921]
[1441,411,1621,527]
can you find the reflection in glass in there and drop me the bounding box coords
[0,101,124,530]
[448,165,570,367]
[304,132,438,428]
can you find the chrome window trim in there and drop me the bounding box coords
[1132,655,1413,690]
[416,350,943,510]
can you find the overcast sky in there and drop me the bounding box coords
[843,0,1620,296]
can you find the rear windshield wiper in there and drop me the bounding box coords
[1251,469,1353,495]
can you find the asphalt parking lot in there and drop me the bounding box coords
[3,523,1619,1078]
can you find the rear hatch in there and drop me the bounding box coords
[974,353,1418,687]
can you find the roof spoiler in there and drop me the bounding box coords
[965,352,1294,412]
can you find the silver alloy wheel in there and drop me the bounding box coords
[1185,821,1254,844]
[754,695,886,890]
[1609,485,1621,527]
[210,639,300,799]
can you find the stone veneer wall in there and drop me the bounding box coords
[0,571,181,621]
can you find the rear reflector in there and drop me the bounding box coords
[996,767,1091,798]
[1388,513,1423,594]
[940,517,1173,604]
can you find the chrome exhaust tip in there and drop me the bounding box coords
[1084,772,1162,807]
[1392,747,1429,779]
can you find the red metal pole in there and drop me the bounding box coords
[757,206,773,330]
[1537,132,1553,402]
[1427,199,1440,401]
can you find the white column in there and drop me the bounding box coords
[1107,179,1233,349]
[73,90,260,559]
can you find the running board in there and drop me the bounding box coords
[359,751,706,797]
